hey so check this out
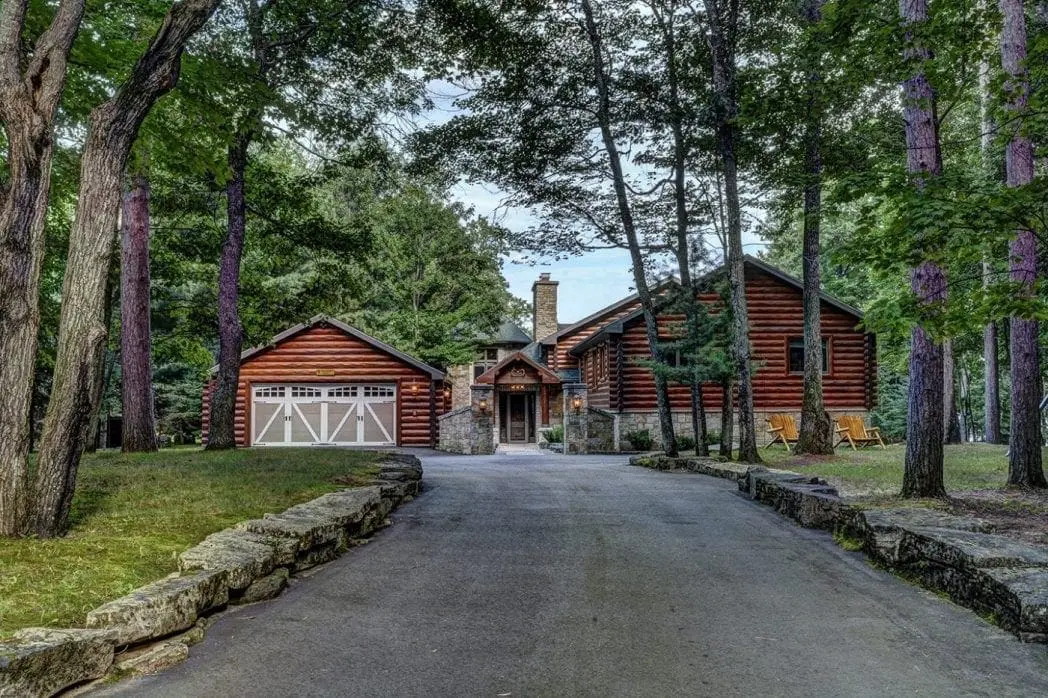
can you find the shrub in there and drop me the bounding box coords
[705,430,721,446]
[545,425,564,443]
[676,435,695,451]
[625,429,653,451]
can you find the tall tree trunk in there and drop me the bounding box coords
[206,131,252,450]
[979,40,1002,445]
[120,173,157,452]
[704,0,759,463]
[0,0,85,536]
[900,0,947,498]
[86,264,119,454]
[720,377,733,460]
[34,0,222,537]
[796,0,832,456]
[943,340,961,443]
[1000,0,1047,487]
[692,379,708,457]
[580,0,676,455]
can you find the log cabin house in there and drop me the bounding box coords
[441,256,875,452]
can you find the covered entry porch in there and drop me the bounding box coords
[475,352,563,446]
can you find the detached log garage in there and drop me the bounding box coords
[202,315,446,447]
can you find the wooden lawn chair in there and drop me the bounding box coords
[765,413,800,452]
[834,415,886,450]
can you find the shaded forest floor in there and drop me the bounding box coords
[762,444,1048,547]
[0,448,382,636]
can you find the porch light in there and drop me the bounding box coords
[411,382,419,394]
[571,395,583,413]
[478,397,490,413]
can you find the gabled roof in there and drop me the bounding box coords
[539,275,679,345]
[567,257,866,356]
[477,319,532,346]
[213,314,445,379]
[474,351,562,385]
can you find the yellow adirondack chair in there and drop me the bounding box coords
[834,415,886,450]
[766,413,800,451]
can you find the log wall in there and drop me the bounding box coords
[201,325,439,446]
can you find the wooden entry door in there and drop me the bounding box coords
[508,393,529,443]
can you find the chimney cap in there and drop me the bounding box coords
[539,272,551,281]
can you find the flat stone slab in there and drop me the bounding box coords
[86,570,228,647]
[0,628,113,698]
[240,487,383,548]
[980,567,1048,640]
[239,567,290,605]
[899,527,1048,570]
[112,640,189,677]
[179,529,296,590]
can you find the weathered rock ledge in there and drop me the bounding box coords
[630,454,1048,644]
[0,456,421,698]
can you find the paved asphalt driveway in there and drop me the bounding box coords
[99,452,1048,697]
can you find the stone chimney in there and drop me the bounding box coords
[532,272,559,341]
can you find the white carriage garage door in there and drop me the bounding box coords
[251,384,397,446]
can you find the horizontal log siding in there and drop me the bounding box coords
[202,325,437,446]
[610,268,870,411]
[552,302,641,372]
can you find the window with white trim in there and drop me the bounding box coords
[327,386,357,398]
[363,385,395,398]
[254,386,285,398]
[291,386,322,398]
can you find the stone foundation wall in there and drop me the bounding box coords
[586,408,616,453]
[617,408,871,450]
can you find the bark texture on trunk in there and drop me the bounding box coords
[795,0,832,455]
[984,317,1002,444]
[120,174,157,452]
[581,0,676,455]
[979,49,1002,445]
[900,0,947,498]
[943,340,961,443]
[206,133,251,450]
[720,377,733,460]
[1000,0,1047,487]
[704,0,758,462]
[692,380,709,457]
[0,0,85,536]
[33,0,222,537]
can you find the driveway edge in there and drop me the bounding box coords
[630,454,1048,644]
[0,455,422,698]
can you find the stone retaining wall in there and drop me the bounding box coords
[0,456,423,698]
[437,406,472,454]
[630,454,1048,644]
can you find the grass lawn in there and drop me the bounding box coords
[0,447,382,636]
[759,443,1019,497]
[757,443,1048,546]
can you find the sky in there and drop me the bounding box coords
[426,81,771,329]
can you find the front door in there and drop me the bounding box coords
[508,393,529,443]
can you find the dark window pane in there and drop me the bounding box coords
[788,338,829,374]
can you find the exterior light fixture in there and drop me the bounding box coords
[411,382,419,394]
[478,398,490,413]
[571,395,584,413]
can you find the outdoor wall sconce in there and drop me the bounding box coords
[478,398,490,413]
[571,395,584,413]
[411,382,419,395]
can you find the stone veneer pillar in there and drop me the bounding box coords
[470,384,495,455]
[563,383,588,455]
